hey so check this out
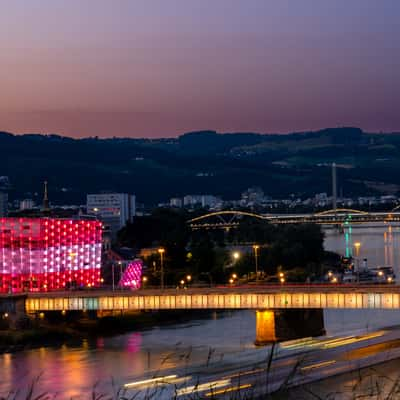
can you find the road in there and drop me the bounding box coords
[119,327,400,399]
[4,283,400,298]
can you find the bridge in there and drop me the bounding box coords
[3,286,400,344]
[16,286,400,312]
[187,209,400,230]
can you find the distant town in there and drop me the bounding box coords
[1,173,398,238]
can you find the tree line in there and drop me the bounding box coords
[117,208,332,285]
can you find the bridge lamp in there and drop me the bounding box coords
[331,277,338,283]
[279,277,285,284]
[180,279,185,285]
[3,313,8,319]
[229,278,234,284]
[388,276,393,283]
[354,242,361,257]
[378,270,384,277]
[279,272,284,278]
[232,251,240,261]
[158,248,165,290]
[327,271,333,278]
[232,273,237,280]
[253,245,260,282]
[186,275,192,282]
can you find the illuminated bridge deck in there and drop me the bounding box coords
[10,286,400,312]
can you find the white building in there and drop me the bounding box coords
[20,199,35,210]
[170,198,183,208]
[183,195,203,207]
[87,193,136,237]
[183,195,220,208]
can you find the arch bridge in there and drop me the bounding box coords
[187,208,400,230]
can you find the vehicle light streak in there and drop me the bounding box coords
[205,383,252,397]
[124,375,179,388]
[222,368,266,380]
[322,331,385,349]
[301,360,336,371]
[176,379,231,396]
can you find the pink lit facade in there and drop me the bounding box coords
[0,218,102,293]
[119,259,143,289]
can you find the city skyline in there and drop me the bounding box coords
[1,1,400,138]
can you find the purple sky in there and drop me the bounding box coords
[1,0,400,138]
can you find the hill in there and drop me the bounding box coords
[1,127,400,204]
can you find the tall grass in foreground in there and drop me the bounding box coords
[3,347,400,400]
[4,370,400,400]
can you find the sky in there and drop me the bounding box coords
[1,0,400,138]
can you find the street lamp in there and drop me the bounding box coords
[232,251,240,261]
[186,275,192,282]
[353,242,362,277]
[158,248,165,289]
[142,276,148,289]
[118,261,123,283]
[112,263,115,291]
[253,245,260,282]
[354,242,361,257]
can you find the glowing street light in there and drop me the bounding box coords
[186,275,192,282]
[253,245,260,282]
[158,248,165,290]
[354,242,361,257]
[232,273,237,280]
[232,251,240,261]
[229,278,234,284]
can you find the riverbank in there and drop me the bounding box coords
[0,309,226,353]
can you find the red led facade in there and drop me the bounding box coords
[0,218,102,293]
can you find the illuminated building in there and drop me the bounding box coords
[119,259,143,289]
[86,193,136,237]
[0,217,102,293]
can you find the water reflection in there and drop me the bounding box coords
[0,311,255,398]
[325,222,400,272]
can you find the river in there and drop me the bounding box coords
[2,223,400,398]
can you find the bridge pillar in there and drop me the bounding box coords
[255,309,325,346]
[255,310,276,345]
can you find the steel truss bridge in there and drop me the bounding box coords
[187,208,400,230]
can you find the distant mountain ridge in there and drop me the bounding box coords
[1,127,400,204]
